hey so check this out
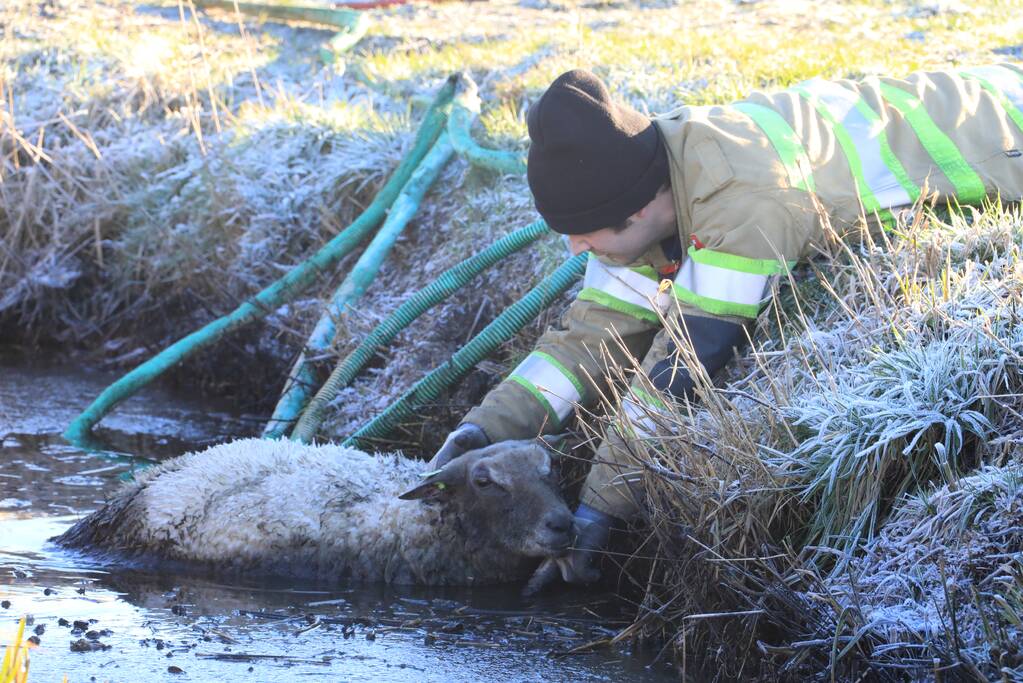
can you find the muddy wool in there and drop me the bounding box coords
[54,438,569,585]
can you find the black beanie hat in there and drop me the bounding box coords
[526,69,669,235]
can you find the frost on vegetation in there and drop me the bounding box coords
[0,252,81,314]
[0,0,559,394]
[774,340,995,554]
[0,0,385,331]
[111,103,406,284]
[766,204,1023,556]
[897,0,975,19]
[632,202,1023,677]
[825,462,1023,675]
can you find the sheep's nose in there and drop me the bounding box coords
[544,511,573,535]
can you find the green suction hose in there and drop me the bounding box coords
[64,76,458,447]
[320,16,369,65]
[448,74,527,175]
[342,251,587,449]
[264,132,456,439]
[290,219,552,442]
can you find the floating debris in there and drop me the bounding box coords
[70,638,110,652]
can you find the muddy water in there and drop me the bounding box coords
[0,353,674,682]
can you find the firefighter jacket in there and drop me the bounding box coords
[464,63,1023,446]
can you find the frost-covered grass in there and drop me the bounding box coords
[826,462,1023,677]
[613,202,1023,678]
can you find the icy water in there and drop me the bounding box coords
[0,352,675,682]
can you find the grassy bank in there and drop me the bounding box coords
[3,0,1023,677]
[609,203,1023,679]
[4,0,1020,440]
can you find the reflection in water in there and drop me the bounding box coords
[0,355,674,681]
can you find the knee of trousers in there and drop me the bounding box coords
[580,433,645,520]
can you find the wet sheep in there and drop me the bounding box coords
[55,438,575,585]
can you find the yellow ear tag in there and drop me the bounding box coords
[434,482,447,490]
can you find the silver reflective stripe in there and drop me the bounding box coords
[582,257,671,315]
[511,353,581,422]
[964,65,1023,114]
[621,397,661,439]
[675,258,768,307]
[801,78,912,209]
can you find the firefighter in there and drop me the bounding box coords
[430,64,1023,591]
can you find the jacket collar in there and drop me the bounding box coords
[652,114,693,254]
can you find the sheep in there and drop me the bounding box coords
[54,438,576,585]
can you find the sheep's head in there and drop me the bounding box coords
[399,440,574,559]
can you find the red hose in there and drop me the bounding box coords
[333,0,408,7]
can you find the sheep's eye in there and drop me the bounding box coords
[473,475,491,488]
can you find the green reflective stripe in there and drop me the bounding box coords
[532,351,585,401]
[794,85,882,214]
[878,82,986,203]
[960,70,1023,135]
[630,265,660,280]
[686,245,795,276]
[791,81,905,230]
[633,386,666,411]
[853,97,920,205]
[508,375,560,426]
[874,208,899,232]
[672,284,761,319]
[733,102,815,192]
[578,288,661,324]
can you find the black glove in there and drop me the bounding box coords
[427,423,489,470]
[649,315,746,401]
[523,504,612,596]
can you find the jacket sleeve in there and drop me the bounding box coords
[463,254,665,444]
[676,189,812,323]
[647,189,816,400]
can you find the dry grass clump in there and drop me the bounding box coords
[600,202,1023,679]
[827,462,1023,678]
[0,0,403,339]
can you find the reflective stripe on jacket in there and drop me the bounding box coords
[465,64,1023,444]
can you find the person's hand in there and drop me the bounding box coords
[428,423,489,470]
[523,551,601,596]
[522,504,613,595]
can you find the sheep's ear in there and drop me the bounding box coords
[533,435,570,477]
[399,460,465,500]
[536,432,570,454]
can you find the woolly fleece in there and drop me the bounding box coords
[56,438,539,585]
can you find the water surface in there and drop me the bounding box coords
[0,353,674,681]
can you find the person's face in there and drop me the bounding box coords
[565,188,676,263]
[566,225,650,263]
